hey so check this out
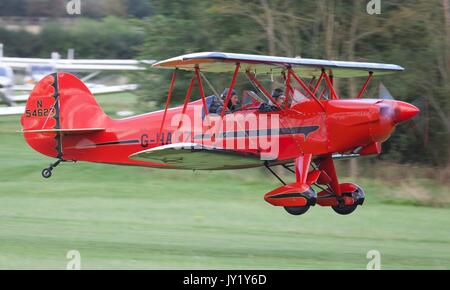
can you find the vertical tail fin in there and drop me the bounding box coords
[21,72,109,158]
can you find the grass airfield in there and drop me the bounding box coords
[0,95,449,269]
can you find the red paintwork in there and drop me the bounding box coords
[265,154,313,206]
[306,169,321,185]
[264,183,310,207]
[21,71,419,210]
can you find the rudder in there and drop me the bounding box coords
[21,72,109,159]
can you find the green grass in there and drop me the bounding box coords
[0,103,450,269]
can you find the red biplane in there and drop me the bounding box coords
[20,52,419,216]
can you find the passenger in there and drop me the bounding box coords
[224,88,240,112]
[207,95,223,115]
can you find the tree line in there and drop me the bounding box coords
[0,0,448,169]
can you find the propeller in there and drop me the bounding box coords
[378,82,394,100]
[376,82,419,123]
[377,82,427,146]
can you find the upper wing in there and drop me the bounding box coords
[152,52,404,78]
[129,143,264,170]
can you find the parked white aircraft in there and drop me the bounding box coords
[0,64,16,107]
[0,44,154,116]
[0,65,14,89]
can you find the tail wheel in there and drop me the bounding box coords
[41,168,52,178]
[284,205,310,215]
[332,185,365,215]
[41,160,62,179]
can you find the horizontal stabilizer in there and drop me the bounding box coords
[21,128,104,135]
[129,143,263,170]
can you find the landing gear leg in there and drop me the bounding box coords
[317,156,365,215]
[42,159,62,179]
[283,154,316,216]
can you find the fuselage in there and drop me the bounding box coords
[40,96,417,168]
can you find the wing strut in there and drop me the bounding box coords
[158,69,177,145]
[195,66,209,119]
[312,70,326,95]
[288,67,326,111]
[322,69,338,100]
[178,76,196,130]
[221,63,240,118]
[159,66,212,140]
[285,67,344,107]
[356,71,374,98]
[246,70,282,109]
[284,70,291,109]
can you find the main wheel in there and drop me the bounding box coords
[331,185,365,215]
[42,168,52,178]
[284,205,310,216]
[332,203,357,215]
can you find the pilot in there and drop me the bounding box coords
[272,88,286,107]
[209,88,240,114]
[258,88,285,112]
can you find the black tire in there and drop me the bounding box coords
[284,205,310,216]
[332,204,357,215]
[42,168,52,178]
[331,185,365,215]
